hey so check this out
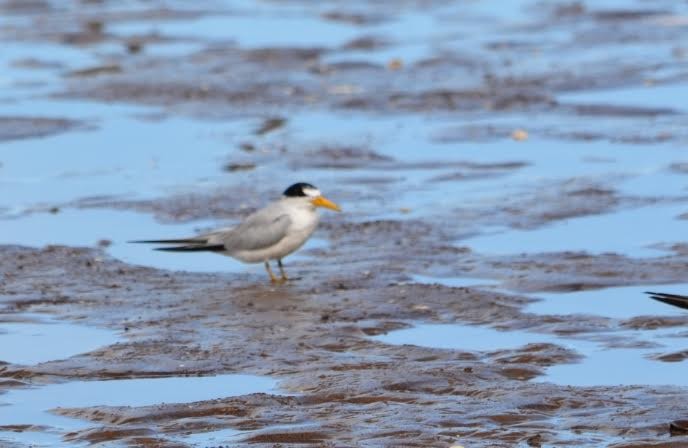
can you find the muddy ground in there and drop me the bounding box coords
[2,0,688,447]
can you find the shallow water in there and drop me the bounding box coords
[544,333,688,387]
[375,323,547,351]
[0,315,119,365]
[0,374,276,447]
[374,323,688,387]
[382,277,688,387]
[462,202,688,258]
[111,13,362,48]
[0,42,95,96]
[559,83,688,113]
[179,427,242,447]
[296,111,688,217]
[0,109,252,210]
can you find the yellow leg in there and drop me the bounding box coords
[264,261,278,283]
[277,259,289,281]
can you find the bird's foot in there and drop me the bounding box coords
[269,276,302,284]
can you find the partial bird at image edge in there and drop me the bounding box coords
[645,291,688,311]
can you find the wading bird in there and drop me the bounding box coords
[132,183,341,283]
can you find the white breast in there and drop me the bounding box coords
[232,202,319,263]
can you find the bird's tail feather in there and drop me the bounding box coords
[129,238,206,244]
[645,291,688,310]
[155,244,225,252]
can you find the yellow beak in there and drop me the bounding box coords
[311,195,341,211]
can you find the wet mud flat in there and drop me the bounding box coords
[2,0,688,446]
[2,241,688,448]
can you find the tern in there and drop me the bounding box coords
[645,291,688,311]
[132,182,341,283]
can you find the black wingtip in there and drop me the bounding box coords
[129,239,201,244]
[154,244,226,253]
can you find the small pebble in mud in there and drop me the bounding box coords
[223,163,256,172]
[254,117,286,136]
[84,20,103,34]
[387,58,403,70]
[126,39,144,54]
[511,129,529,141]
[526,434,542,447]
[239,142,256,152]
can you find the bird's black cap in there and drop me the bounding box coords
[283,182,318,197]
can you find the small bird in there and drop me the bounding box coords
[132,183,341,283]
[645,291,688,310]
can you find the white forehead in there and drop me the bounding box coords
[303,187,321,197]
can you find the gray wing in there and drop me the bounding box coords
[132,202,291,252]
[215,207,292,252]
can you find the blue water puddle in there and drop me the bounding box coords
[529,284,688,319]
[403,276,688,386]
[431,135,686,185]
[544,335,688,387]
[180,427,242,447]
[107,2,449,52]
[110,14,362,48]
[178,422,321,448]
[0,97,151,120]
[462,202,688,258]
[105,0,529,63]
[140,40,204,57]
[0,208,328,274]
[559,83,688,113]
[456,0,534,24]
[0,374,277,448]
[376,324,546,351]
[0,42,96,95]
[289,111,688,213]
[620,169,688,198]
[373,323,688,387]
[0,110,253,209]
[0,315,119,366]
